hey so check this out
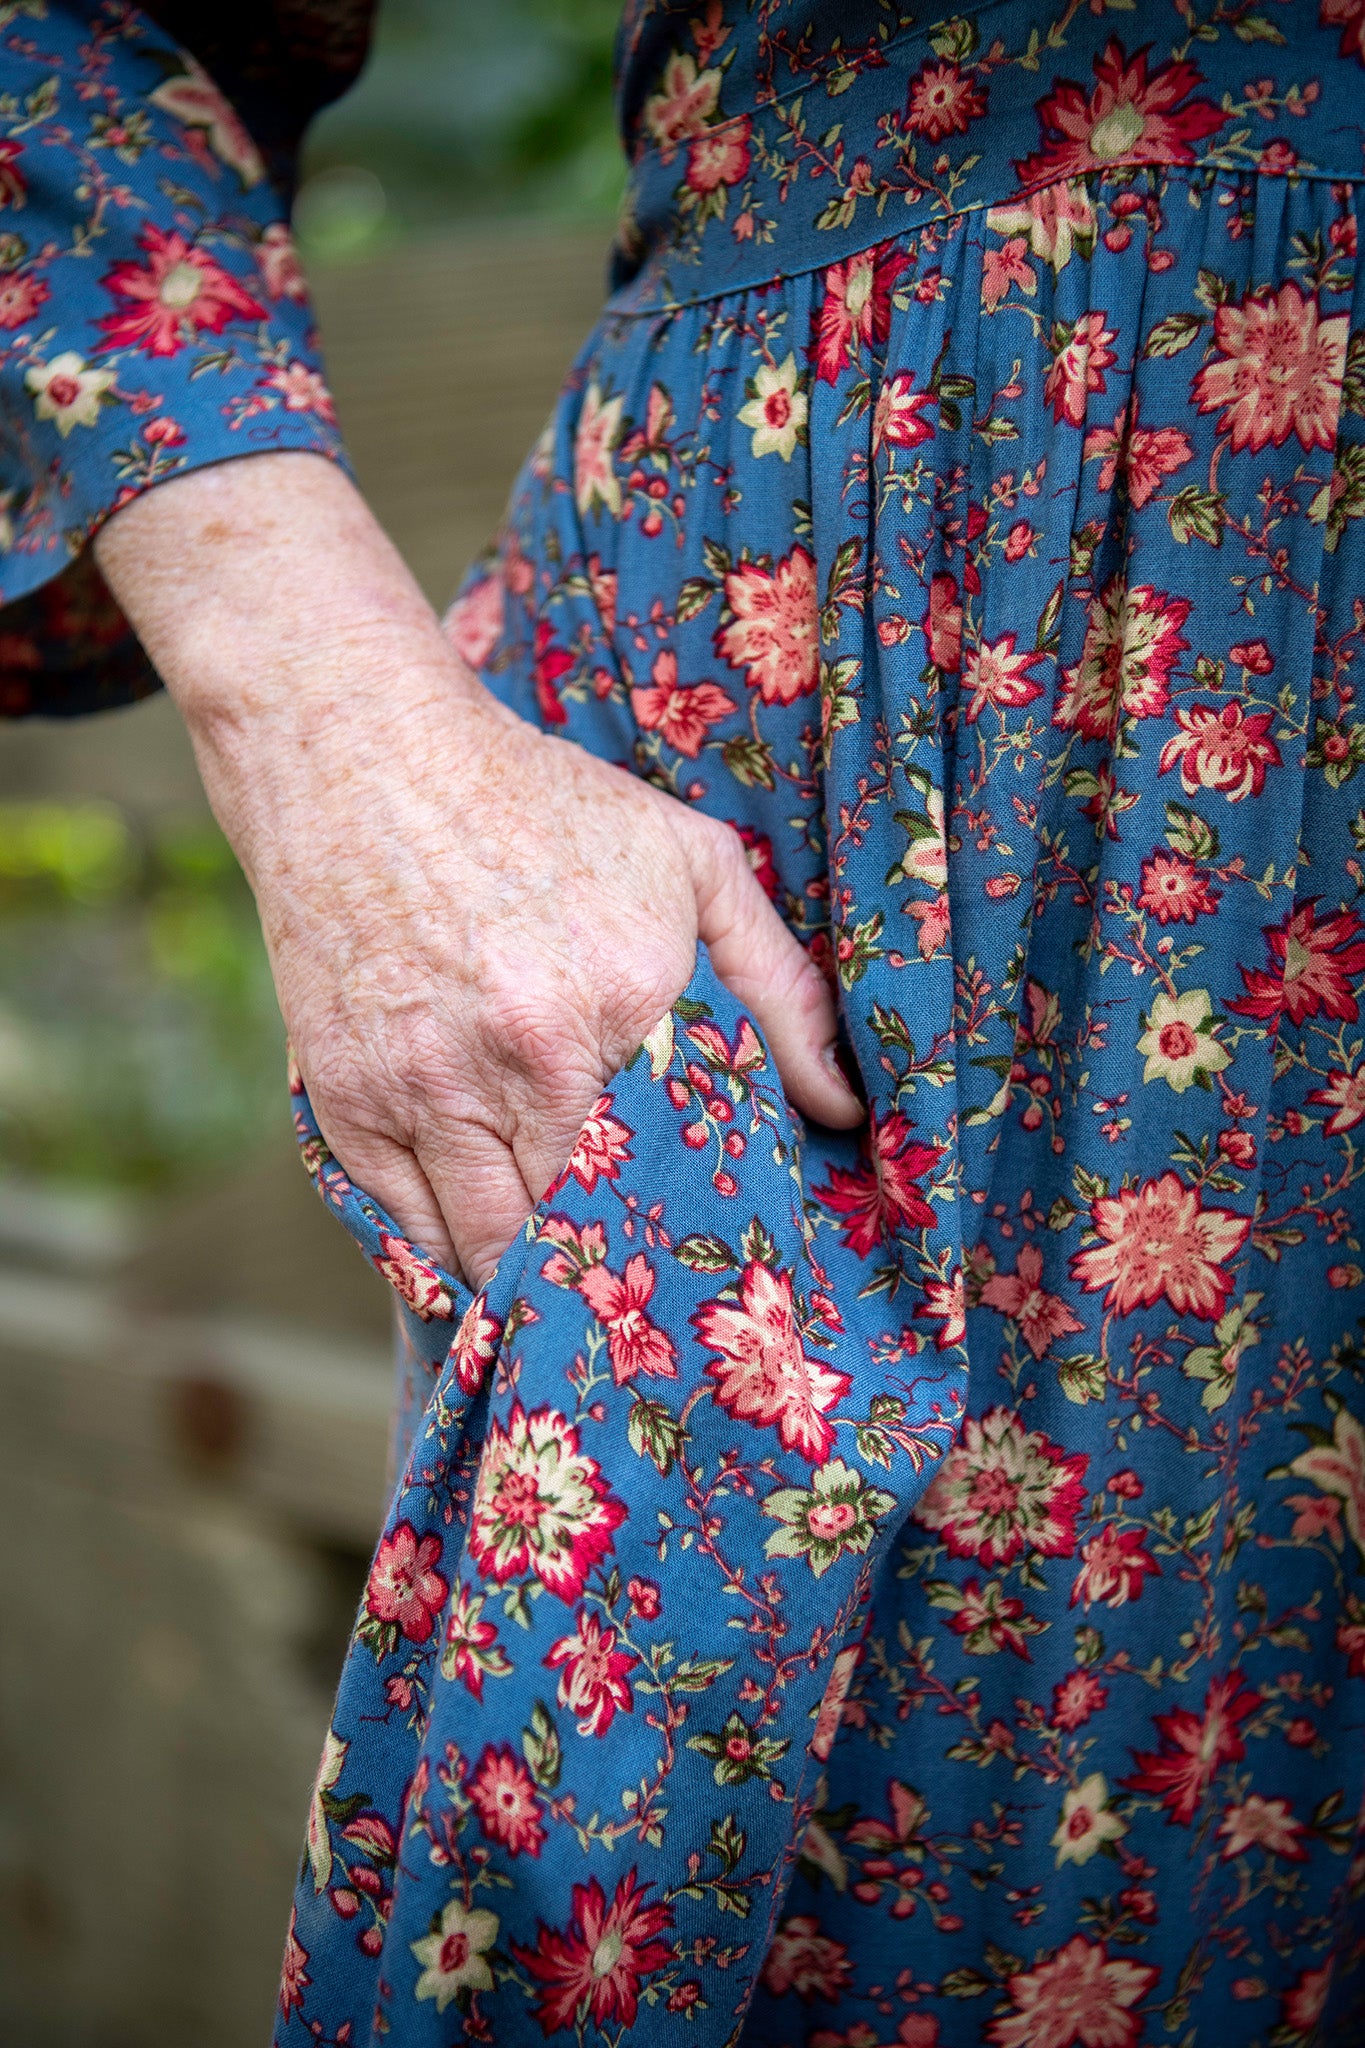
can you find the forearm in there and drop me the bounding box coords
[93,451,489,900]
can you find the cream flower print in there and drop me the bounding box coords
[1183,1292,1262,1411]
[149,55,266,186]
[305,1727,348,1893]
[1285,1402,1365,1563]
[1137,988,1229,1092]
[988,180,1097,273]
[411,1899,499,2010]
[737,352,809,460]
[1052,1773,1127,1867]
[762,1457,897,1576]
[574,382,624,517]
[25,351,116,436]
[900,781,949,890]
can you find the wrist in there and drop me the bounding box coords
[92,450,491,870]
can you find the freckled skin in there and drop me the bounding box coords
[94,451,861,1284]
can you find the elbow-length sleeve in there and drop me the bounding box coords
[0,2,366,717]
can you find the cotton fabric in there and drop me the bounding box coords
[284,7,1365,2045]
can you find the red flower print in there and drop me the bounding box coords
[576,1252,678,1384]
[513,1869,674,2034]
[1056,576,1190,742]
[738,823,780,899]
[944,1577,1042,1659]
[1323,0,1365,63]
[922,570,962,672]
[1137,851,1220,925]
[1016,38,1224,186]
[1070,1173,1248,1320]
[1279,1960,1334,2040]
[982,234,1035,312]
[627,1575,661,1620]
[365,1522,449,1644]
[469,1401,627,1602]
[439,1584,512,1700]
[813,1108,943,1257]
[263,360,336,421]
[717,546,819,703]
[962,634,1046,723]
[761,1915,854,2003]
[451,1295,503,1395]
[467,1743,546,1856]
[1309,1064,1365,1133]
[1158,699,1281,802]
[904,59,987,141]
[913,1405,1088,1568]
[1192,281,1348,453]
[0,269,48,329]
[987,1932,1159,2048]
[1044,311,1117,426]
[692,1259,852,1463]
[533,617,575,726]
[1228,638,1274,675]
[979,1243,1084,1358]
[1051,1669,1109,1731]
[814,242,912,385]
[1122,1672,1259,1825]
[1230,899,1365,1028]
[0,136,25,210]
[1070,1524,1161,1610]
[559,1093,634,1192]
[1217,1793,1306,1862]
[279,1907,310,2018]
[371,1230,453,1321]
[895,2023,940,2048]
[685,116,751,194]
[257,219,307,302]
[97,222,265,356]
[630,647,736,755]
[916,1268,966,1350]
[545,1607,638,1735]
[642,52,722,153]
[871,369,935,453]
[1082,404,1193,506]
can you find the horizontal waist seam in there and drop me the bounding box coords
[604,157,1365,320]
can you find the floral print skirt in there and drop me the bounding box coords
[281,100,1365,2048]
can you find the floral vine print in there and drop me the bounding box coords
[276,3,1365,2044]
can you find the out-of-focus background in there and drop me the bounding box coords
[0,6,620,2042]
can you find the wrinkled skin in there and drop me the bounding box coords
[95,451,861,1284]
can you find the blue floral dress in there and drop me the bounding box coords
[10,5,1365,2045]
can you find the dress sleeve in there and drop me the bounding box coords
[0,3,351,717]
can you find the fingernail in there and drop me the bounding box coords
[823,1040,861,1096]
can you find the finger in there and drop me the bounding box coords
[683,817,864,1129]
[309,1119,464,1276]
[421,1121,539,1293]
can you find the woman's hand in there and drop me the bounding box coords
[96,453,862,1287]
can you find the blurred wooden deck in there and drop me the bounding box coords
[315,222,612,604]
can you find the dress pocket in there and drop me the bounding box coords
[287,958,713,1451]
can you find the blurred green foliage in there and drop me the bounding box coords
[0,801,285,1189]
[298,0,625,260]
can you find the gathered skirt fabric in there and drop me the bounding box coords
[280,77,1365,2048]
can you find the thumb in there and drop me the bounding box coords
[682,815,864,1129]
